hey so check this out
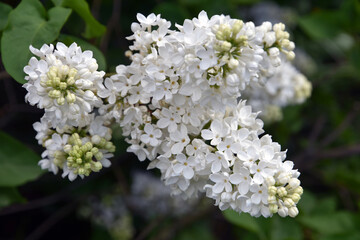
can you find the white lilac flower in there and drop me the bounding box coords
[140,124,162,147]
[107,12,307,218]
[23,42,105,127]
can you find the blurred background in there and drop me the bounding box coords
[0,0,359,239]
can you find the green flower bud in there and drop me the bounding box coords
[78,167,86,175]
[91,147,99,155]
[232,20,243,35]
[85,152,93,160]
[59,82,67,90]
[277,187,287,197]
[268,186,277,196]
[67,77,75,85]
[284,198,294,208]
[95,152,103,160]
[92,161,103,172]
[68,68,77,78]
[57,97,65,105]
[269,204,278,213]
[91,135,101,145]
[291,193,301,203]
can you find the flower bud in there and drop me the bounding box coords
[278,206,288,217]
[91,135,101,145]
[92,162,103,172]
[277,187,287,197]
[294,186,303,195]
[221,41,232,52]
[56,97,65,105]
[66,92,76,104]
[291,193,301,203]
[63,144,72,154]
[228,58,239,69]
[232,20,243,35]
[288,207,299,217]
[288,178,300,189]
[265,176,275,186]
[269,204,278,213]
[268,195,277,204]
[95,151,103,160]
[68,68,77,78]
[268,47,280,58]
[268,186,277,196]
[286,51,295,61]
[59,82,67,90]
[284,198,294,208]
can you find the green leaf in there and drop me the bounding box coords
[270,216,303,240]
[223,210,264,236]
[0,131,43,187]
[298,212,355,235]
[58,34,106,71]
[1,0,71,84]
[0,2,12,32]
[298,11,344,40]
[62,0,106,39]
[0,187,26,208]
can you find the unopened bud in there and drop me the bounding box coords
[269,204,278,213]
[288,178,300,189]
[59,82,67,90]
[268,195,277,204]
[277,187,287,197]
[221,41,232,51]
[287,51,295,61]
[294,186,303,195]
[288,207,299,217]
[95,151,103,160]
[57,97,65,105]
[284,198,295,208]
[268,186,277,196]
[228,58,239,69]
[91,135,101,145]
[291,193,301,203]
[232,20,243,35]
[93,161,102,171]
[278,206,288,217]
[66,92,76,104]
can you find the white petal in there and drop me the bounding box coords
[183,167,194,179]
[229,173,242,184]
[211,161,221,173]
[212,183,224,194]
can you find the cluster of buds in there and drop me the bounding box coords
[267,176,303,217]
[45,65,78,105]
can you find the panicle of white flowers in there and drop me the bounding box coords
[23,11,309,218]
[24,43,116,180]
[93,11,306,218]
